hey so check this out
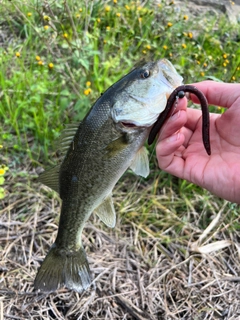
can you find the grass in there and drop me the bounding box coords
[1,0,240,319]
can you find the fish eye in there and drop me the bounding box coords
[141,70,150,79]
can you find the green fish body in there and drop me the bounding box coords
[34,59,183,293]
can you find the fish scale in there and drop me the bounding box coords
[34,59,184,293]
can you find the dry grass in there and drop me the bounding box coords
[1,154,240,320]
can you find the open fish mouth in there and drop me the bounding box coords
[121,121,138,128]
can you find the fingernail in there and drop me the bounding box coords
[167,132,179,142]
[170,110,180,121]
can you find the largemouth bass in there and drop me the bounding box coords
[34,59,183,293]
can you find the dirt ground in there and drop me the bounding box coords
[1,155,240,319]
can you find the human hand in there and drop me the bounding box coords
[156,81,240,204]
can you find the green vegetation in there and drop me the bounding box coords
[1,0,239,217]
[1,0,239,159]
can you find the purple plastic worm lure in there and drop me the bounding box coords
[148,85,211,155]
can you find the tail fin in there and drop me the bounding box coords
[34,243,91,293]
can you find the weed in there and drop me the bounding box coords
[0,0,239,160]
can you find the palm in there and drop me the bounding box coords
[156,81,240,203]
[181,110,240,202]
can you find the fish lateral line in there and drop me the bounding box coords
[148,84,211,156]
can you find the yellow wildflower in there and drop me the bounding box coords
[203,62,207,67]
[76,14,81,18]
[48,62,54,69]
[169,52,172,57]
[27,12,32,17]
[15,52,21,57]
[113,0,117,3]
[167,22,173,27]
[84,88,91,95]
[36,55,41,61]
[146,44,151,50]
[79,8,83,12]
[0,145,3,148]
[105,6,111,12]
[106,26,110,31]
[225,59,229,64]
[237,67,240,70]
[196,60,200,65]
[63,33,68,38]
[86,81,91,87]
[200,72,205,77]
[38,60,44,65]
[188,32,193,38]
[163,45,168,50]
[0,168,5,175]
[44,15,50,21]
[232,76,236,81]
[116,13,121,17]
[97,18,101,23]
[138,17,142,22]
[142,50,147,54]
[182,43,187,49]
[223,62,227,67]
[183,15,188,20]
[44,25,49,30]
[125,4,130,10]
[223,53,228,59]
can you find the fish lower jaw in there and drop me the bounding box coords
[119,121,151,129]
[121,121,138,128]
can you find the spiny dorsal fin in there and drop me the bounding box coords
[94,195,116,228]
[39,124,80,193]
[129,146,149,178]
[38,164,60,193]
[58,123,80,153]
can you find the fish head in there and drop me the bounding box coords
[111,59,183,128]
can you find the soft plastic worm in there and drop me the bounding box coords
[148,85,211,155]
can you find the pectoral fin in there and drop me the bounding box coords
[104,133,133,158]
[130,146,149,178]
[94,195,116,228]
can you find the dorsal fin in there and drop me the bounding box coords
[57,123,80,153]
[39,123,80,193]
[38,164,60,193]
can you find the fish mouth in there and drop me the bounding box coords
[121,121,137,128]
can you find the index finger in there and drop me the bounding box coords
[190,81,240,109]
